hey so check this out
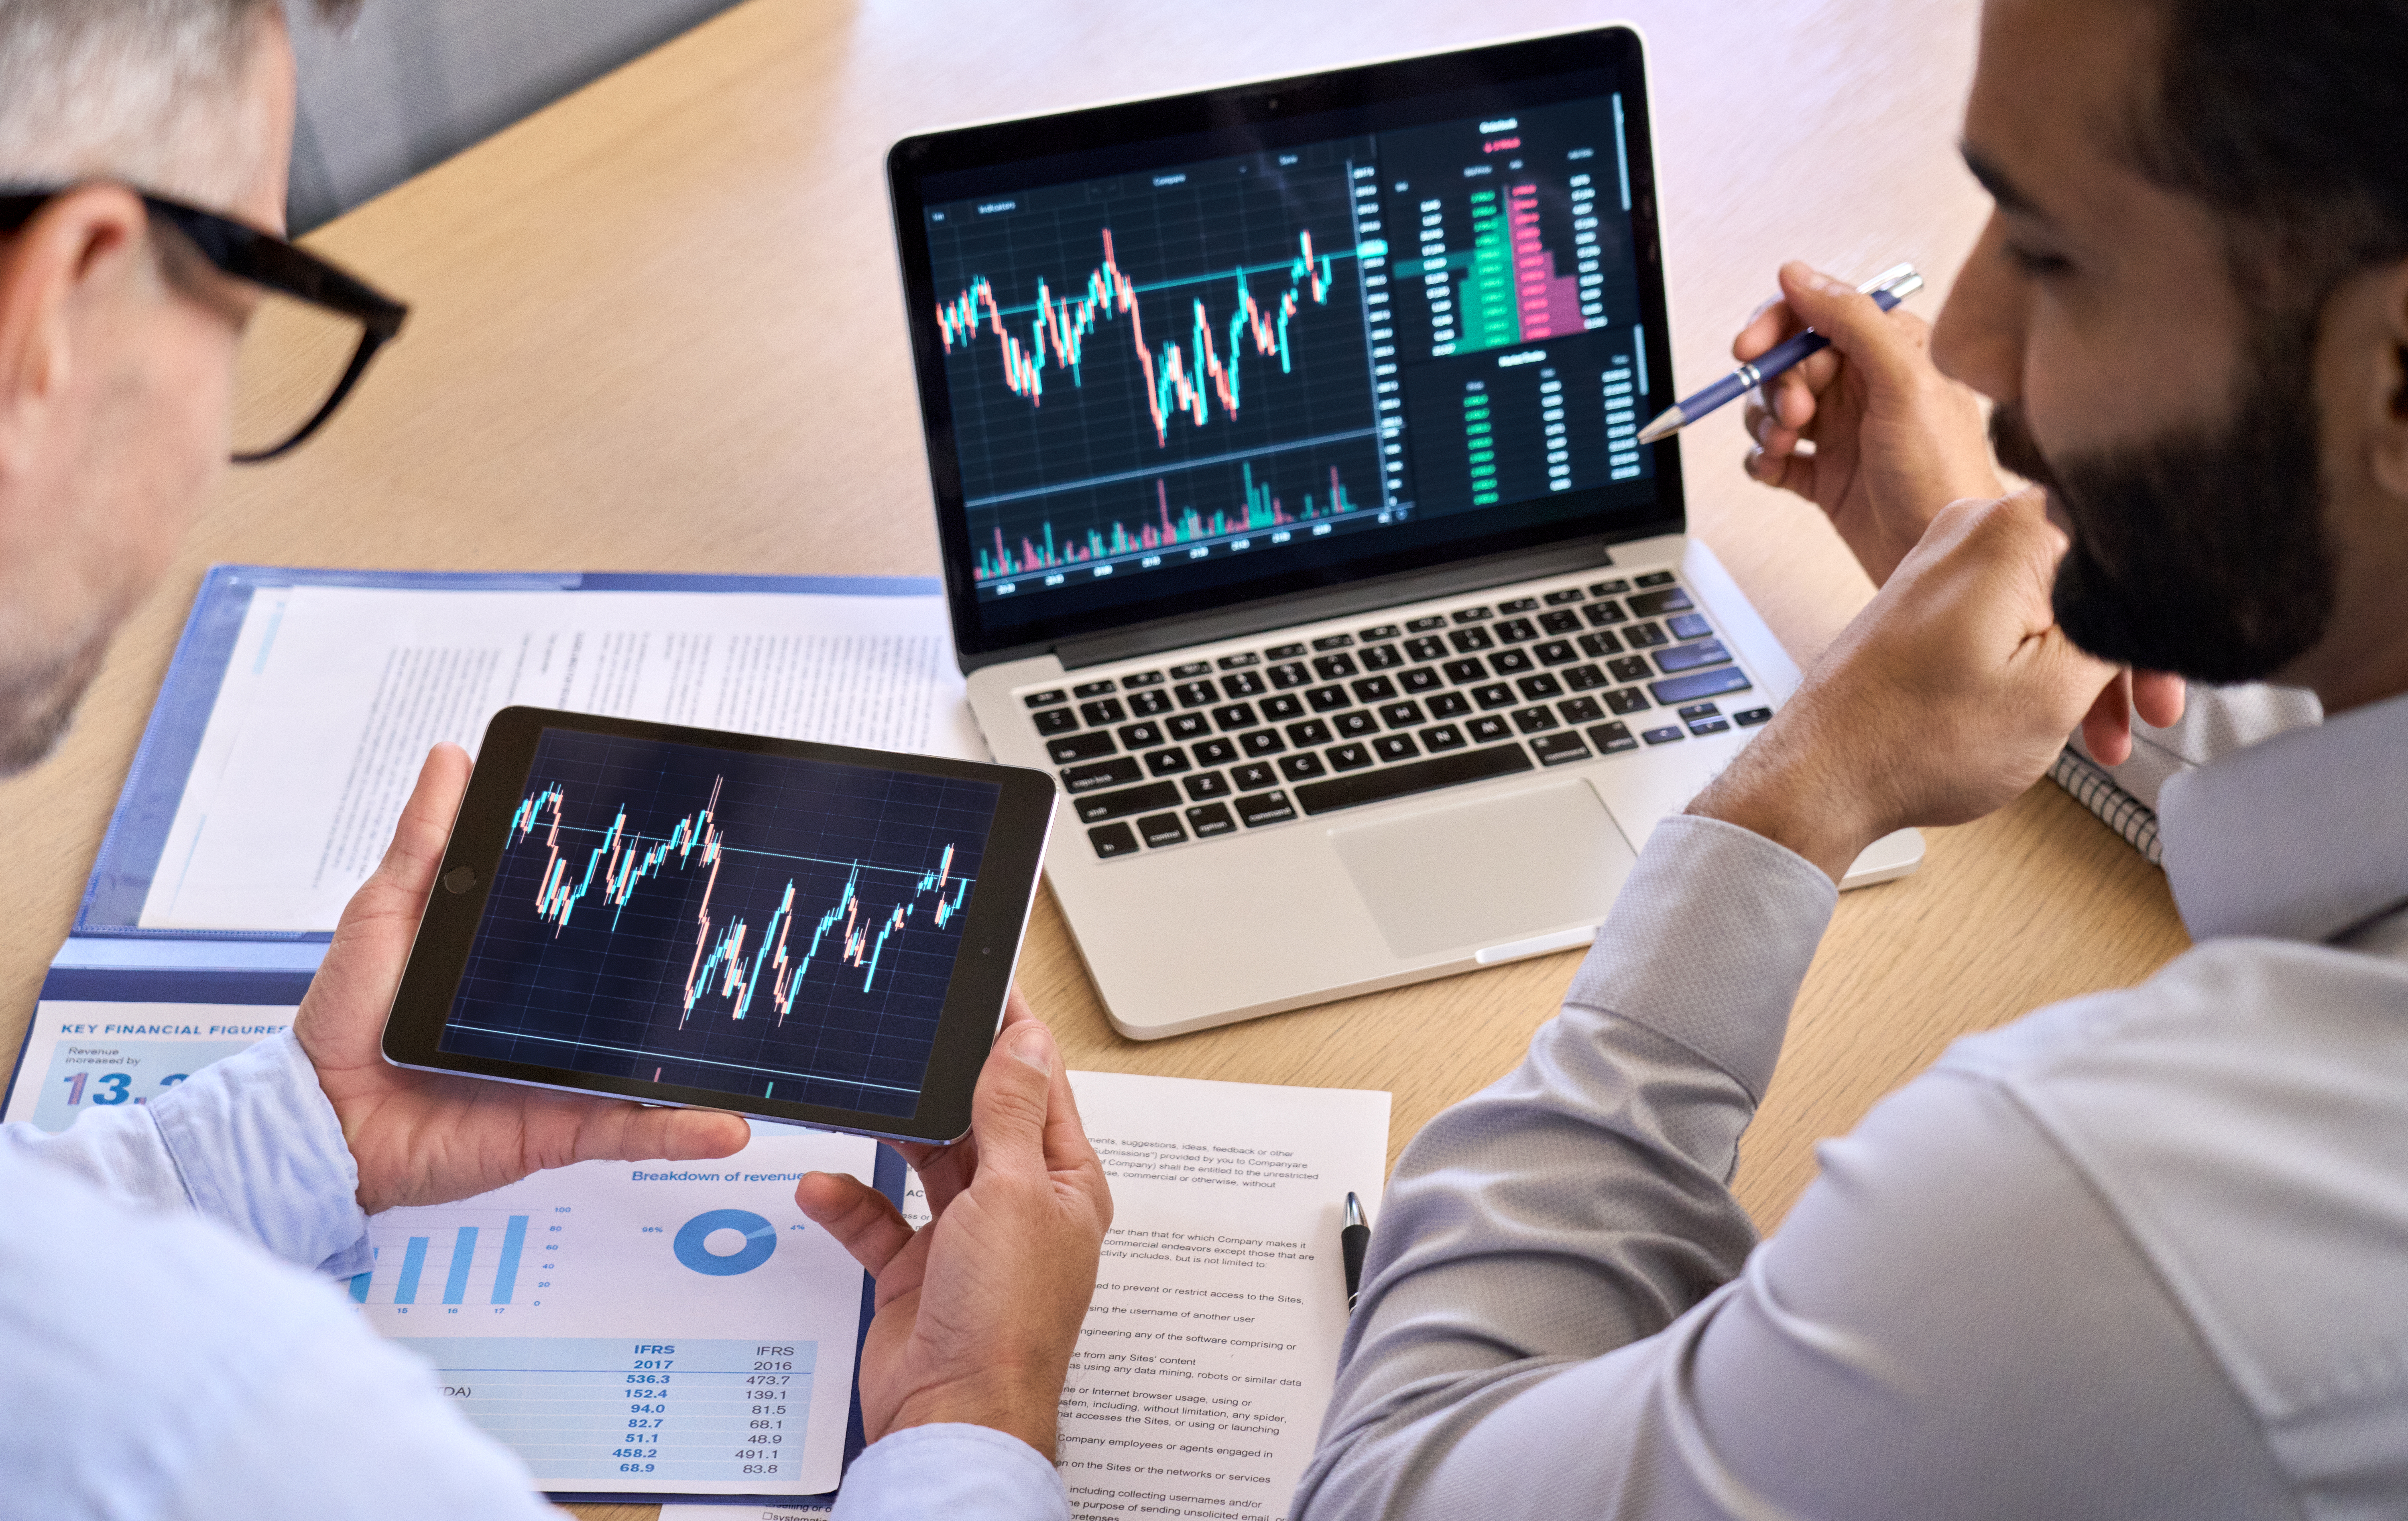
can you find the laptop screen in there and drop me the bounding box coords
[889,29,1681,662]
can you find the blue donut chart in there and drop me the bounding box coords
[673,1208,779,1276]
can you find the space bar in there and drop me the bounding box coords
[1294,743,1534,815]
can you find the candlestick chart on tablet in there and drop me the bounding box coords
[439,727,1002,1118]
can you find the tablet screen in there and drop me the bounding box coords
[435,726,1003,1118]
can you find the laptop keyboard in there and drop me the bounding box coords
[1020,571,1774,860]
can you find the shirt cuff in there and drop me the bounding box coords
[833,1424,1068,1521]
[1562,812,1837,1101]
[148,1028,370,1273]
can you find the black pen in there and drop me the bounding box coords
[1341,1192,1370,1311]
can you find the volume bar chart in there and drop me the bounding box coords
[975,462,1360,582]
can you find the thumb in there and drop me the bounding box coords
[1777,262,1922,392]
[967,1020,1058,1179]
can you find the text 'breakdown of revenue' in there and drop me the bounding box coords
[444,728,1001,1116]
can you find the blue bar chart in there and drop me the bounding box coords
[352,1206,550,1310]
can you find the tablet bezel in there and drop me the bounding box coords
[379,706,1056,1145]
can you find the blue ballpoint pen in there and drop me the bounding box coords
[1634,262,1925,445]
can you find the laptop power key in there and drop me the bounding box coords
[1293,741,1535,816]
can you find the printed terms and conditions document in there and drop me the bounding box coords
[140,585,979,931]
[663,1070,1391,1521]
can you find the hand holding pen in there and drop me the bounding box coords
[1720,262,2006,588]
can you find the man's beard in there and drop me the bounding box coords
[1989,320,2337,685]
[0,620,110,777]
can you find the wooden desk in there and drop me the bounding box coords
[0,3,2190,1515]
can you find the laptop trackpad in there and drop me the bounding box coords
[1330,780,1639,959]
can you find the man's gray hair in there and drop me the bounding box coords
[0,0,349,204]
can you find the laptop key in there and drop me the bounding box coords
[1025,689,1070,708]
[1088,822,1141,858]
[1328,742,1375,772]
[1642,725,1685,745]
[1174,681,1217,707]
[1448,626,1495,654]
[1231,762,1280,791]
[1591,578,1633,596]
[1420,723,1467,751]
[1033,707,1079,736]
[1236,790,1298,827]
[1495,618,1538,644]
[1335,711,1379,739]
[1634,571,1678,589]
[1351,675,1397,703]
[1669,613,1715,641]
[1625,621,1669,650]
[1535,640,1579,666]
[1294,742,1534,816]
[1242,729,1288,757]
[1080,698,1126,726]
[1128,689,1173,717]
[1427,691,1473,719]
[1655,639,1731,675]
[1074,679,1117,698]
[1628,585,1692,614]
[1690,718,1733,736]
[1558,696,1606,725]
[1122,670,1164,688]
[1183,771,1232,801]
[1379,701,1425,728]
[1359,643,1404,671]
[1544,588,1586,605]
[1584,600,1628,626]
[1511,706,1559,734]
[1359,623,1401,641]
[1539,610,1584,635]
[1374,734,1420,763]
[1268,661,1312,689]
[1193,738,1239,767]
[1531,733,1590,766]
[1404,635,1447,661]
[1606,688,1652,716]
[1650,667,1755,706]
[1186,802,1238,838]
[1049,733,1115,764]
[1587,722,1639,754]
[1074,781,1182,823]
[1312,633,1355,651]
[1406,615,1448,633]
[1580,630,1625,658]
[1285,719,1332,747]
[1261,693,1305,722]
[1306,684,1353,713]
[1168,712,1210,741]
[1607,657,1653,683]
[1313,652,1359,680]
[1564,663,1609,691]
[1498,597,1540,614]
[1735,707,1774,727]
[1679,703,1722,720]
[1452,606,1493,623]
[1443,658,1487,684]
[1145,748,1191,777]
[1400,667,1443,694]
[1516,673,1564,702]
[1137,812,1188,848]
[1278,753,1327,782]
[1221,671,1267,698]
[1217,652,1260,669]
[1171,660,1213,679]
[1264,643,1306,660]
[1062,758,1143,793]
[1472,683,1517,710]
[1467,715,1515,743]
[1119,721,1166,750]
[1212,704,1258,732]
[1489,648,1535,676]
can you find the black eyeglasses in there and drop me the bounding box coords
[0,184,408,463]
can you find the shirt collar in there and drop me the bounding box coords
[2159,687,2408,944]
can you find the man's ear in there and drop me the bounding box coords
[2369,260,2408,502]
[0,186,150,468]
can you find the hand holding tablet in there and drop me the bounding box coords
[380,708,1057,1144]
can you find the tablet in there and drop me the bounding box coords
[382,707,1056,1144]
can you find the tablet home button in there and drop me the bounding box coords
[442,867,477,895]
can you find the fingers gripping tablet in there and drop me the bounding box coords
[381,707,1056,1144]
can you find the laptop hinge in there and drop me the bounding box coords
[1051,538,1621,673]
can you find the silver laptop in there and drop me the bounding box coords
[885,26,1920,1039]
